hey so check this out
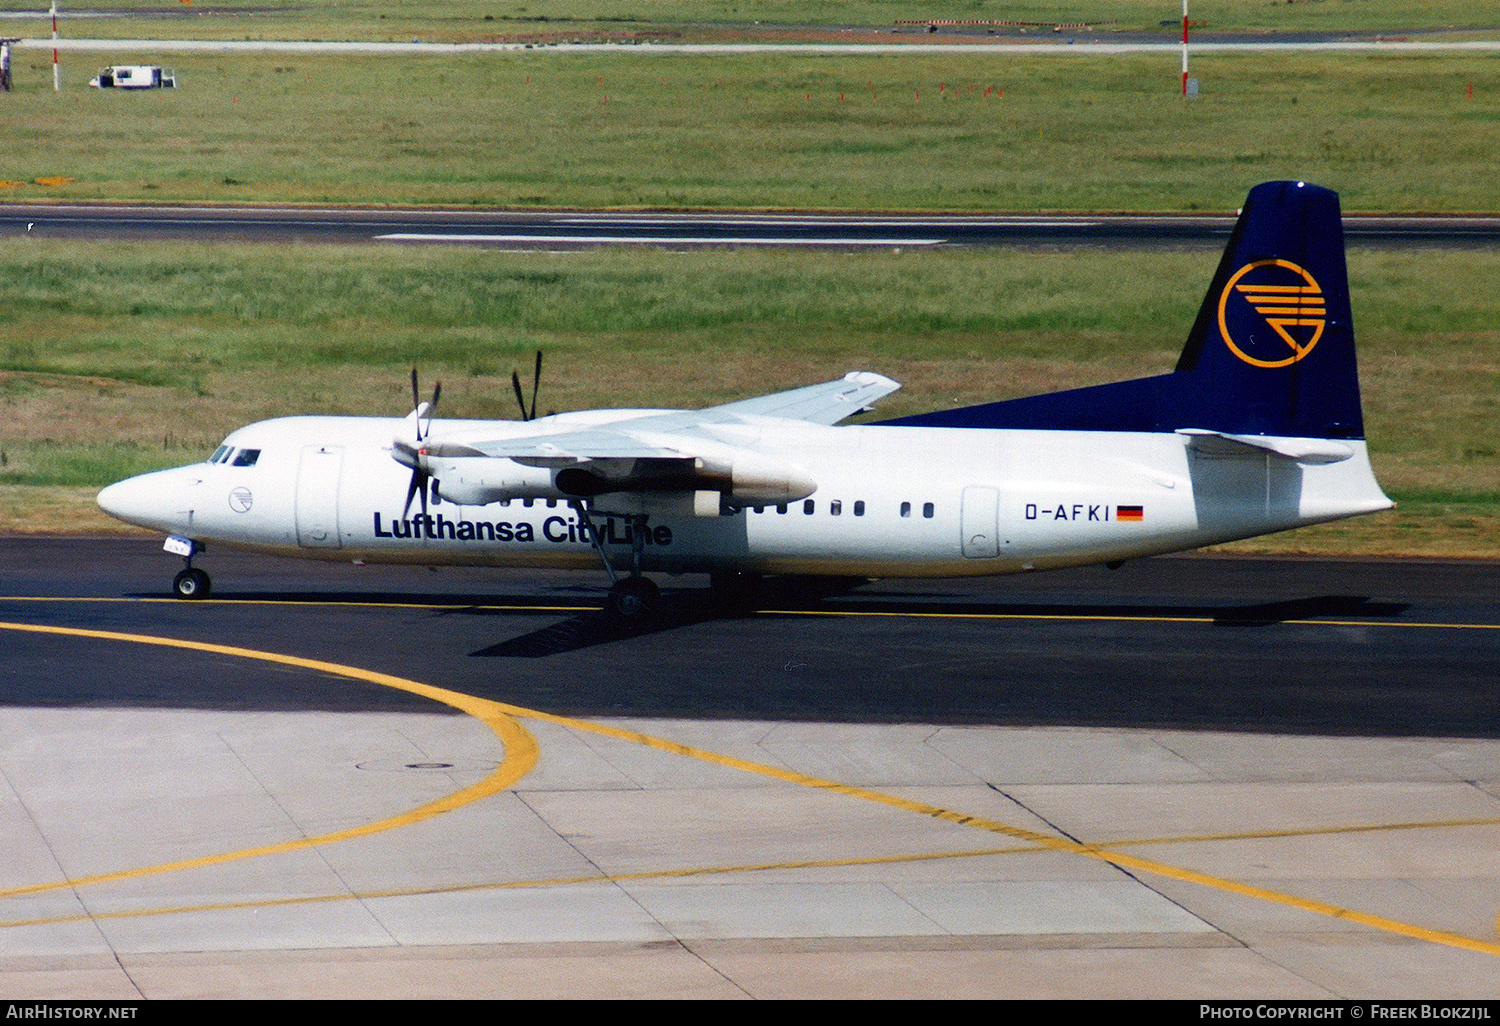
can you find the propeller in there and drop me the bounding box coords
[411,366,441,441]
[511,349,543,421]
[398,366,442,518]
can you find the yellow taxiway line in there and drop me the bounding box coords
[0,621,539,899]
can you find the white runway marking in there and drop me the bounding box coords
[375,232,946,246]
[559,217,1101,228]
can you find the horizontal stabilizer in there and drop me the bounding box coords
[1176,428,1353,464]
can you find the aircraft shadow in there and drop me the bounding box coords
[810,592,1409,626]
[464,590,1408,659]
[469,602,720,657]
[464,577,864,656]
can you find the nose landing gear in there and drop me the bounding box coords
[172,565,211,599]
[165,537,211,599]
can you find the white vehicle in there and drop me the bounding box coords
[98,182,1392,616]
[89,65,175,89]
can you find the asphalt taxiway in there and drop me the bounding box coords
[5,203,1500,250]
[1,539,1498,998]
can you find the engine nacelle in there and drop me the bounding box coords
[722,450,817,507]
[421,450,817,512]
[427,457,567,506]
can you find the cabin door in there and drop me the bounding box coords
[295,445,344,548]
[960,485,1000,558]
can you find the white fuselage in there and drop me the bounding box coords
[97,412,1392,579]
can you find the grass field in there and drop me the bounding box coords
[1,240,1495,555]
[1,1,1495,42]
[3,49,1498,212]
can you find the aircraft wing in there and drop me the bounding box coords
[428,373,895,505]
[699,371,899,425]
[463,371,899,464]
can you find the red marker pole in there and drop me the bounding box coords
[1181,0,1189,97]
[51,0,59,91]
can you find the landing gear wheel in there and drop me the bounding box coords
[172,567,211,600]
[605,575,658,619]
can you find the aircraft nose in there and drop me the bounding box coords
[97,474,156,526]
[98,469,195,531]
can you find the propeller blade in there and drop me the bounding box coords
[529,349,542,421]
[512,370,529,421]
[402,468,424,518]
[399,367,439,515]
[410,367,429,441]
[425,381,441,438]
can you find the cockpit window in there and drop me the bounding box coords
[209,445,230,464]
[231,448,261,467]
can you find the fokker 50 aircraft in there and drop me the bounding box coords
[98,182,1392,616]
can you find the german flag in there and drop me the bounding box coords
[1116,505,1144,522]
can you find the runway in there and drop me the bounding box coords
[2,538,1498,998]
[6,203,1500,249]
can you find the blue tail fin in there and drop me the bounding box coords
[880,181,1365,440]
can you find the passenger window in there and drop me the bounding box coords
[853,501,865,516]
[923,502,935,518]
[803,499,815,515]
[232,449,260,467]
[900,501,911,518]
[776,504,787,515]
[523,499,534,507]
[830,500,842,516]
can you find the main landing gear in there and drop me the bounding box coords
[605,574,659,619]
[573,502,658,620]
